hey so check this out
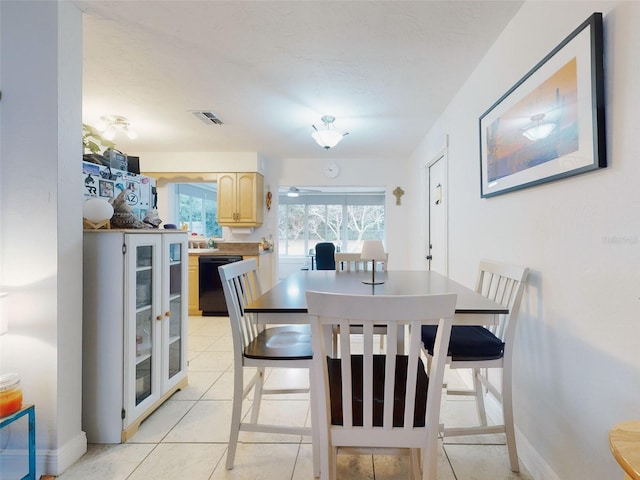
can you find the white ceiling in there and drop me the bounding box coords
[78,1,524,160]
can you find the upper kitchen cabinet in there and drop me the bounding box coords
[217,172,264,227]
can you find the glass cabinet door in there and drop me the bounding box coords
[134,243,155,406]
[125,234,162,422]
[165,238,186,384]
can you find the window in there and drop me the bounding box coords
[174,183,222,237]
[279,190,385,255]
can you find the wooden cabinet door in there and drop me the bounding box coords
[237,172,263,224]
[217,173,237,224]
[217,172,264,226]
[188,255,200,315]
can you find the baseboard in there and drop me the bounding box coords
[515,426,560,480]
[41,430,87,476]
[453,371,559,479]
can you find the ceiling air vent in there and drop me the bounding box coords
[191,111,224,126]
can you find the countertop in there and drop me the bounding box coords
[188,242,272,256]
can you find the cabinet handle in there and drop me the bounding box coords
[156,315,163,321]
[165,311,171,317]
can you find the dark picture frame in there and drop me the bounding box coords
[479,13,606,198]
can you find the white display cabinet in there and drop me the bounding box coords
[82,230,188,443]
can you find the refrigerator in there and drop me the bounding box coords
[82,159,156,220]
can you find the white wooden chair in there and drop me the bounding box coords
[307,290,457,480]
[333,252,390,352]
[334,252,388,272]
[219,259,316,471]
[420,259,529,473]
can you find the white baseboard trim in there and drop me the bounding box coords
[42,430,87,476]
[450,370,559,479]
[515,427,560,480]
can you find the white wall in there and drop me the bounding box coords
[273,156,414,270]
[410,2,640,479]
[0,1,85,476]
[137,152,415,274]
[137,151,275,243]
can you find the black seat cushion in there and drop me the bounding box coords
[421,325,504,361]
[327,355,428,427]
[244,325,312,360]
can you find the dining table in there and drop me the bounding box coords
[246,269,508,322]
[244,269,508,480]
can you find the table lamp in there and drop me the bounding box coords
[360,240,386,285]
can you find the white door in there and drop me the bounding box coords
[426,149,448,274]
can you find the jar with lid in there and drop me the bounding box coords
[0,373,23,417]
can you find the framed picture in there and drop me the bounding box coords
[479,13,606,198]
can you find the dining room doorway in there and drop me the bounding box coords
[425,142,448,274]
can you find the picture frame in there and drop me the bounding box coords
[479,13,606,198]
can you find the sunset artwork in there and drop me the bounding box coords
[485,58,579,183]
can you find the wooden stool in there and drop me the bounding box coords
[609,420,640,480]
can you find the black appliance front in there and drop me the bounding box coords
[198,255,243,315]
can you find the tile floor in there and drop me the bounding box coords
[58,315,533,480]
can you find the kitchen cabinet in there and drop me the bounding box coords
[82,230,188,443]
[188,255,201,315]
[217,172,264,226]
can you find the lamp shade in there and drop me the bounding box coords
[311,115,348,149]
[83,197,114,223]
[312,129,344,149]
[360,240,386,261]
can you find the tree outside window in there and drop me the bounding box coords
[175,184,222,237]
[279,190,385,255]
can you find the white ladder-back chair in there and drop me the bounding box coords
[219,259,316,471]
[307,290,457,480]
[335,252,388,272]
[334,251,389,351]
[420,259,529,473]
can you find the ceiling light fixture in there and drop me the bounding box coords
[522,113,555,141]
[312,115,348,149]
[97,115,138,141]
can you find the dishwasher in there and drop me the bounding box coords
[198,255,243,315]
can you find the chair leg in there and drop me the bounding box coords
[422,434,438,480]
[309,369,321,478]
[329,445,338,480]
[410,448,421,480]
[250,367,265,424]
[226,364,245,469]
[502,366,519,472]
[472,368,488,426]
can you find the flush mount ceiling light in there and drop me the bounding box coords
[96,114,138,141]
[522,113,556,141]
[312,115,348,149]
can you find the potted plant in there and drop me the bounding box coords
[83,123,117,167]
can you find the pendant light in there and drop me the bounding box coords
[312,115,348,149]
